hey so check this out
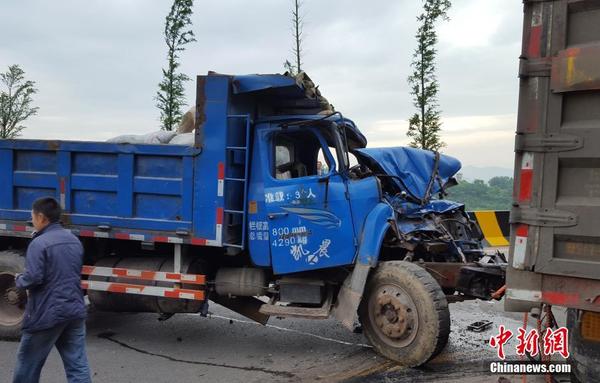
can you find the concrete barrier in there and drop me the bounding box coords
[467,210,510,248]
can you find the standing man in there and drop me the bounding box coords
[12,197,91,383]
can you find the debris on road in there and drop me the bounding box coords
[467,320,493,333]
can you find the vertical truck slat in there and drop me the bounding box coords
[117,153,134,218]
[57,151,71,211]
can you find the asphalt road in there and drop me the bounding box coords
[0,298,567,383]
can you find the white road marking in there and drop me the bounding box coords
[208,314,372,348]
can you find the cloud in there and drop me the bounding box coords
[438,0,506,49]
[365,114,516,168]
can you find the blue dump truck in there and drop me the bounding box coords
[0,73,506,367]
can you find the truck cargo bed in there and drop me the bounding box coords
[0,139,212,243]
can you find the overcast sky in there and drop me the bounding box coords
[0,0,523,168]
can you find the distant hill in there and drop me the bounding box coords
[458,165,513,182]
[446,176,513,211]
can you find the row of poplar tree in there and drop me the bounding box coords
[0,0,451,153]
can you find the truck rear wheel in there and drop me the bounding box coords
[359,261,450,367]
[0,250,26,340]
[567,309,600,382]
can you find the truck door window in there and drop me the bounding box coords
[275,137,294,179]
[321,147,358,171]
[272,130,332,180]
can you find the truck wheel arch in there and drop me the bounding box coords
[356,202,395,267]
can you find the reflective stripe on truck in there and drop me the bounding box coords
[81,280,205,301]
[81,265,206,285]
[0,219,223,247]
[81,265,206,301]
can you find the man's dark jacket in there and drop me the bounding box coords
[15,223,87,332]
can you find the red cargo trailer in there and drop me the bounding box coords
[506,1,600,380]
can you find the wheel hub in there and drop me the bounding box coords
[0,273,26,327]
[383,303,399,323]
[4,288,24,306]
[369,284,419,348]
[375,295,411,339]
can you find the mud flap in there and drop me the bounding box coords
[333,203,392,329]
[210,294,270,325]
[332,263,371,330]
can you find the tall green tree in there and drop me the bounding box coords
[488,176,513,190]
[0,65,38,139]
[407,0,451,151]
[284,0,304,75]
[156,0,196,131]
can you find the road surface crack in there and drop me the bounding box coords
[97,332,295,379]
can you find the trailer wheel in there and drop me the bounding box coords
[0,250,26,340]
[567,309,600,382]
[359,261,450,367]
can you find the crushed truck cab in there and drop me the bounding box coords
[0,72,506,367]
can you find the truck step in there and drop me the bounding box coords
[258,303,330,319]
[258,288,332,319]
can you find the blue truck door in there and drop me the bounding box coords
[260,126,357,274]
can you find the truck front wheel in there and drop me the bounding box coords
[359,261,450,367]
[0,250,26,340]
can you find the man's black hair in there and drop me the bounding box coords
[32,197,62,223]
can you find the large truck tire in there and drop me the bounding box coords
[359,261,450,367]
[0,250,26,340]
[567,309,600,382]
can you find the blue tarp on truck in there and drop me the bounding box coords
[354,146,462,202]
